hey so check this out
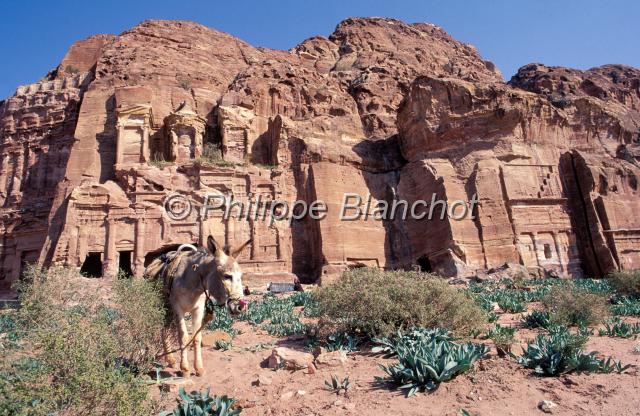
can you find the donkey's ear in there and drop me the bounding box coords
[231,239,252,258]
[207,235,224,256]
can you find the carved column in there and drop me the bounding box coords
[141,120,150,162]
[0,154,8,205]
[134,217,146,278]
[115,123,124,165]
[10,151,24,198]
[103,217,118,278]
[552,232,566,273]
[531,232,542,267]
[71,224,83,267]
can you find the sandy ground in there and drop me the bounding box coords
[152,305,640,416]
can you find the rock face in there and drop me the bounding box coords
[0,17,638,288]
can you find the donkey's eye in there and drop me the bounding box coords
[223,274,233,280]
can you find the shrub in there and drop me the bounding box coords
[376,331,489,396]
[148,153,172,169]
[516,325,630,376]
[177,76,192,91]
[314,268,487,338]
[197,143,234,167]
[160,387,240,416]
[486,324,517,356]
[0,266,164,416]
[64,64,79,74]
[0,311,20,346]
[609,270,640,298]
[542,283,608,327]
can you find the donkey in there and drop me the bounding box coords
[145,235,251,376]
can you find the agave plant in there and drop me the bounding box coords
[236,293,309,336]
[494,293,526,313]
[522,310,552,329]
[160,387,241,416]
[517,325,631,376]
[376,330,488,397]
[205,307,237,336]
[611,297,640,316]
[325,331,361,352]
[325,374,351,395]
[573,278,613,295]
[371,327,452,358]
[598,317,640,338]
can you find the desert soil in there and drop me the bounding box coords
[153,295,640,416]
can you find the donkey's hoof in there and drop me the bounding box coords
[195,367,206,377]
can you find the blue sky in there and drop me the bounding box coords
[1,0,638,99]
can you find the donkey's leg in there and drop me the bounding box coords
[177,314,191,376]
[162,327,177,369]
[191,304,206,376]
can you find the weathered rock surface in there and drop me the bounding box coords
[266,347,315,372]
[314,349,348,368]
[0,17,638,287]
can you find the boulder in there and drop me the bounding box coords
[314,350,348,368]
[267,347,316,373]
[539,400,558,413]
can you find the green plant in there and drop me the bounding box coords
[495,294,526,313]
[160,387,241,416]
[177,76,192,91]
[573,278,613,295]
[325,331,361,352]
[237,293,309,337]
[611,298,640,316]
[325,375,351,395]
[598,317,640,338]
[516,325,630,376]
[197,143,235,167]
[542,283,609,327]
[65,64,80,74]
[315,268,487,339]
[0,311,20,345]
[609,271,640,298]
[522,310,553,329]
[486,324,516,356]
[376,333,489,397]
[206,307,238,336]
[372,327,453,358]
[148,153,172,169]
[214,339,232,350]
[0,266,163,415]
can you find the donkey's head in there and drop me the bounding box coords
[204,235,250,315]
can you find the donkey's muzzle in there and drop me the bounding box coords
[227,298,247,315]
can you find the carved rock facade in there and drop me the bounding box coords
[0,18,638,288]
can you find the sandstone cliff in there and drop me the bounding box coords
[0,17,638,288]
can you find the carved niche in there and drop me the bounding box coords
[163,102,206,163]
